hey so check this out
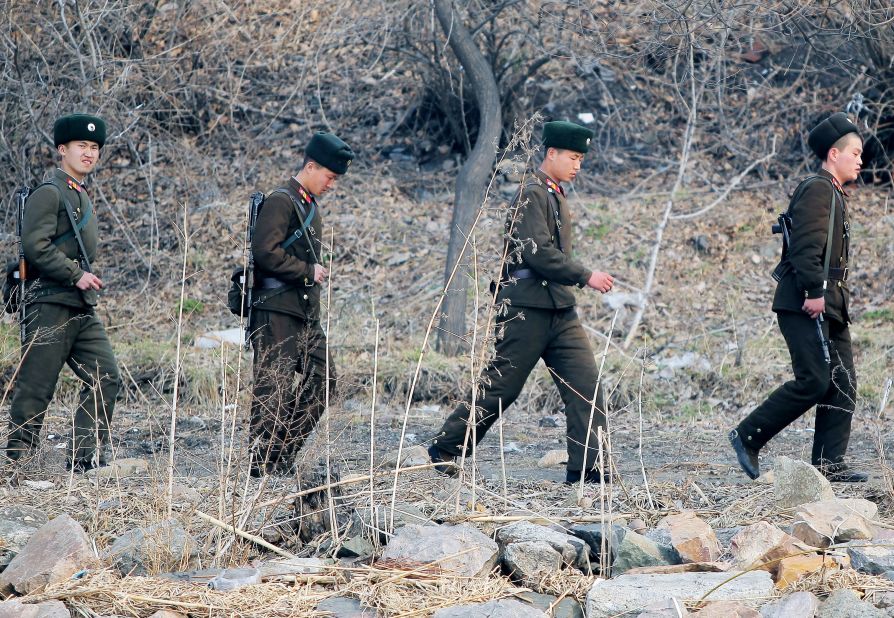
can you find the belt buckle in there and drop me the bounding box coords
[842,267,848,282]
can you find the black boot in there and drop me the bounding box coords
[564,468,612,485]
[728,429,760,480]
[427,443,458,477]
[818,462,868,483]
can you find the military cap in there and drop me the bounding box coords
[53,114,106,148]
[306,132,354,174]
[543,120,594,154]
[807,112,860,159]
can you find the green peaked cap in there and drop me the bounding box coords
[543,120,594,154]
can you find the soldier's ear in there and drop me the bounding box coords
[57,144,66,156]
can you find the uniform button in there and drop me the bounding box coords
[550,235,554,241]
[303,294,309,300]
[756,428,761,433]
[541,281,548,287]
[747,435,753,441]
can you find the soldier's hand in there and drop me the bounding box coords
[802,297,825,320]
[586,271,614,293]
[313,264,328,285]
[76,272,103,291]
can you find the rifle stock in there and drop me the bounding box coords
[244,191,265,348]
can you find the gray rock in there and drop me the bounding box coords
[516,591,583,618]
[773,456,835,509]
[818,589,885,618]
[846,541,894,575]
[0,514,95,596]
[570,523,627,565]
[538,415,563,428]
[612,531,676,575]
[0,505,48,568]
[433,599,548,618]
[207,567,261,591]
[0,599,71,618]
[496,521,588,568]
[86,457,150,479]
[761,591,820,618]
[337,536,375,559]
[503,540,562,586]
[159,568,224,584]
[105,518,196,576]
[644,529,684,563]
[586,571,774,618]
[697,601,760,617]
[714,527,744,549]
[257,557,330,579]
[637,598,689,617]
[349,503,432,542]
[315,597,378,617]
[381,524,498,577]
[382,445,429,468]
[791,499,877,548]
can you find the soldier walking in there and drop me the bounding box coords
[5,114,120,472]
[730,112,867,483]
[249,132,353,477]
[428,121,616,485]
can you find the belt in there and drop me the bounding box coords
[260,277,286,289]
[829,267,848,282]
[508,268,536,280]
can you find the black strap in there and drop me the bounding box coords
[269,187,319,264]
[60,194,91,273]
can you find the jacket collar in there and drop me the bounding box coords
[534,168,565,197]
[818,168,847,197]
[289,177,315,205]
[54,168,87,193]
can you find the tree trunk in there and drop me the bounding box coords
[433,0,502,356]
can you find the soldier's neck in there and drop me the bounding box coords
[538,165,562,187]
[59,163,85,184]
[293,172,314,196]
[820,163,847,188]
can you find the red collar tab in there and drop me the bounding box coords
[295,183,314,205]
[543,175,565,197]
[829,176,845,193]
[66,177,84,193]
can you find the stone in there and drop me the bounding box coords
[656,512,722,563]
[258,557,330,579]
[0,599,71,618]
[315,597,378,617]
[569,523,627,564]
[105,518,197,576]
[148,612,186,618]
[775,554,839,588]
[846,541,894,575]
[0,505,48,568]
[643,529,684,564]
[537,449,568,468]
[629,519,648,534]
[790,499,877,548]
[729,521,810,572]
[697,601,760,617]
[86,457,150,479]
[714,527,743,549]
[538,415,563,428]
[159,567,224,584]
[433,599,547,618]
[625,562,728,575]
[760,591,820,617]
[337,536,375,559]
[612,531,677,575]
[349,503,432,542]
[817,589,885,618]
[586,571,774,618]
[207,567,261,591]
[496,521,588,568]
[516,592,583,618]
[380,524,498,577]
[0,514,95,596]
[503,540,562,586]
[637,598,689,617]
[169,483,202,506]
[773,456,835,509]
[382,445,430,468]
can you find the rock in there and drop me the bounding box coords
[569,523,627,564]
[586,571,774,618]
[775,554,839,588]
[637,598,689,617]
[729,521,810,572]
[697,601,760,617]
[612,531,677,575]
[0,514,95,596]
[207,567,261,591]
[773,456,835,509]
[22,480,54,491]
[159,567,224,583]
[315,597,378,617]
[817,589,886,618]
[257,557,330,579]
[0,505,48,568]
[337,536,375,560]
[105,518,197,576]
[433,599,548,618]
[656,512,721,563]
[537,449,568,468]
[503,540,562,586]
[382,445,430,468]
[516,591,583,618]
[349,503,432,541]
[755,470,775,484]
[846,541,894,575]
[194,328,243,348]
[0,599,71,617]
[87,457,150,479]
[790,499,877,548]
[169,483,202,506]
[380,524,498,577]
[714,527,744,549]
[538,415,563,428]
[148,611,186,618]
[760,591,820,617]
[625,562,728,575]
[629,519,648,534]
[496,521,588,568]
[643,529,684,563]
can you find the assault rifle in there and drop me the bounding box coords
[243,191,265,348]
[15,187,29,343]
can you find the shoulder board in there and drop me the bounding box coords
[788,175,833,210]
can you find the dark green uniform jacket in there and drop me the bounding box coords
[772,169,850,323]
[251,178,323,321]
[23,169,98,308]
[498,169,592,309]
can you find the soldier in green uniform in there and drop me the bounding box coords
[249,132,353,477]
[428,121,616,484]
[5,114,120,472]
[730,112,867,483]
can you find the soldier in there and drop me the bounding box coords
[5,114,120,472]
[427,121,615,485]
[249,132,353,477]
[730,112,866,483]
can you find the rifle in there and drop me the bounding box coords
[244,191,265,348]
[15,186,30,343]
[773,212,831,365]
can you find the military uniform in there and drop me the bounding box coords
[433,123,608,477]
[248,133,352,475]
[6,115,120,468]
[732,113,861,478]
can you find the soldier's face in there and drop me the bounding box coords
[828,135,863,183]
[304,162,340,195]
[58,141,100,178]
[547,148,584,183]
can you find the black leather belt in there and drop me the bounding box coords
[829,267,848,282]
[260,277,286,289]
[509,268,536,280]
